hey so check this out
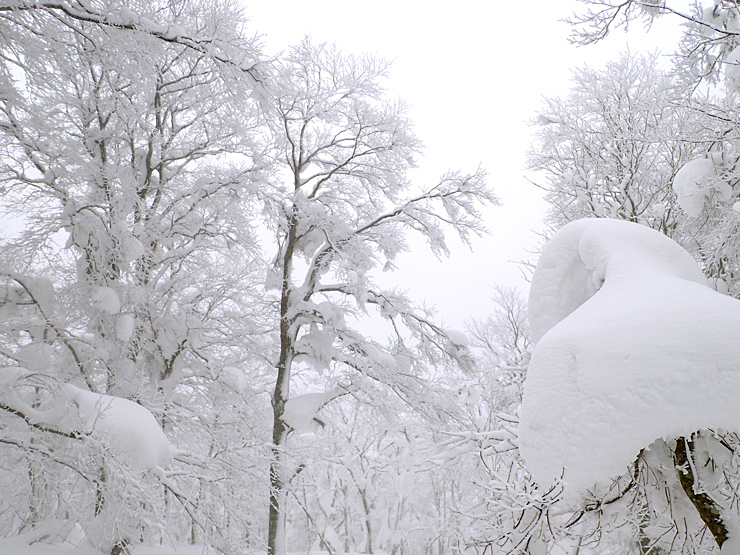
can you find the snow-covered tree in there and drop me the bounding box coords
[527,51,702,234]
[286,397,433,555]
[284,311,532,555]
[564,1,740,296]
[260,38,495,555]
[467,284,530,368]
[0,0,271,551]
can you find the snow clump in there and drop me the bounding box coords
[222,366,249,394]
[282,390,342,432]
[672,157,731,217]
[115,314,135,342]
[726,45,740,91]
[63,384,173,471]
[92,286,121,314]
[520,218,740,504]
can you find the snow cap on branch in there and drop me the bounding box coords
[63,384,173,471]
[281,390,340,432]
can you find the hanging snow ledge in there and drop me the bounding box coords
[519,218,740,505]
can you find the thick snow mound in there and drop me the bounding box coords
[526,218,705,345]
[64,384,173,470]
[520,219,740,504]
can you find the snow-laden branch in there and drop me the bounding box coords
[0,0,267,90]
[570,0,740,45]
[0,436,93,480]
[0,398,81,439]
[1,271,94,388]
[353,167,493,250]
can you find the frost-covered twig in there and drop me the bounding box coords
[0,436,92,480]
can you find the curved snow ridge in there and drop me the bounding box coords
[527,218,707,345]
[520,218,740,504]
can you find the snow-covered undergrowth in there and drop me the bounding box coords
[0,533,368,555]
[0,529,224,555]
[519,218,740,504]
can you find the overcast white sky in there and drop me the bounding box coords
[245,1,685,327]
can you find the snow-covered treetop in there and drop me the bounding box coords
[520,218,740,504]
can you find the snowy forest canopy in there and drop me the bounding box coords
[3,1,740,554]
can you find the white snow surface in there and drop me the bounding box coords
[520,218,740,504]
[63,384,173,470]
[0,535,224,555]
[0,365,28,386]
[2,545,371,555]
[672,157,731,217]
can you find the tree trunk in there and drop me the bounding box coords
[95,463,107,517]
[268,302,292,555]
[268,406,288,555]
[268,198,299,555]
[674,435,728,548]
[27,456,45,525]
[360,488,374,554]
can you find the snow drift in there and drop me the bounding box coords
[519,218,740,503]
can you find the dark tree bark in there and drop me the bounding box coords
[674,435,728,548]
